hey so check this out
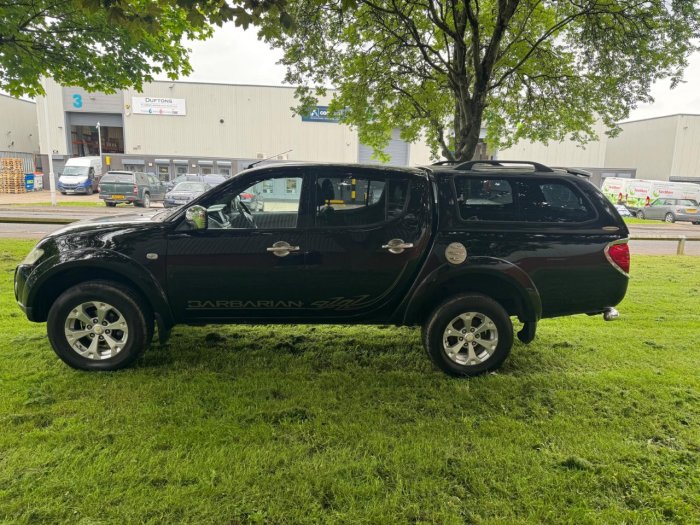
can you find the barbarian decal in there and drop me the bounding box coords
[187,300,304,310]
[186,295,375,311]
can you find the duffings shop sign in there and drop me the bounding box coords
[132,97,187,116]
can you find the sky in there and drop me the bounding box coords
[172,24,700,123]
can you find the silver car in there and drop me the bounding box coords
[163,181,211,208]
[637,198,700,224]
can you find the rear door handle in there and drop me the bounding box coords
[267,241,301,257]
[382,238,414,254]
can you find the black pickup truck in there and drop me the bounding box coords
[14,161,630,376]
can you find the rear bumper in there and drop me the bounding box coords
[100,194,138,203]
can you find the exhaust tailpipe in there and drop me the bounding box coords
[603,307,619,321]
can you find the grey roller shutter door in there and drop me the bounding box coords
[67,112,123,127]
[358,128,409,166]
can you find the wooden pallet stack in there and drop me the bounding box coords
[0,158,26,194]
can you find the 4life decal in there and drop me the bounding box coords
[187,295,374,311]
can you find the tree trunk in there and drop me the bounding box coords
[454,98,485,161]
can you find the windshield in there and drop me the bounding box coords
[101,172,134,183]
[62,166,89,177]
[173,182,207,192]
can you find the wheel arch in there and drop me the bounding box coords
[27,255,173,327]
[402,261,541,326]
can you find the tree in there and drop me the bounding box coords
[0,0,291,97]
[261,0,699,161]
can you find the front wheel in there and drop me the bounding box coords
[664,213,675,223]
[86,186,94,195]
[47,281,153,371]
[423,294,513,377]
[638,210,645,220]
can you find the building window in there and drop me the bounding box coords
[176,166,187,176]
[286,178,298,194]
[157,164,170,181]
[201,167,212,175]
[262,180,274,194]
[219,168,231,178]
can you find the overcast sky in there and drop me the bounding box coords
[172,24,700,123]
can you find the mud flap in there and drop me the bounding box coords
[517,321,537,344]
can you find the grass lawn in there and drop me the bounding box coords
[623,217,673,225]
[0,240,698,524]
[6,201,102,207]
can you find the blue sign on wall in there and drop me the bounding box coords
[301,106,341,123]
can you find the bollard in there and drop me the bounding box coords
[677,236,687,255]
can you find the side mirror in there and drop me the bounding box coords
[185,205,207,230]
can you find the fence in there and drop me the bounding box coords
[630,235,700,255]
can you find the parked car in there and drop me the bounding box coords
[15,160,630,376]
[98,171,166,208]
[636,198,700,224]
[166,174,227,192]
[163,182,211,208]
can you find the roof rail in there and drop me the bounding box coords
[430,160,461,166]
[552,167,592,178]
[455,160,555,173]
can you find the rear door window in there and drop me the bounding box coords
[314,174,409,227]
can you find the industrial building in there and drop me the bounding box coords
[0,94,39,172]
[499,114,700,184]
[34,78,433,190]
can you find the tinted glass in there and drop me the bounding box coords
[101,172,134,183]
[454,178,516,221]
[174,182,208,192]
[455,177,594,223]
[315,174,408,227]
[518,181,594,223]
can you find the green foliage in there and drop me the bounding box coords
[0,0,292,97]
[0,239,699,522]
[262,0,700,161]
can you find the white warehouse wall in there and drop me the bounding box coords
[497,120,608,168]
[122,82,359,162]
[1,94,39,154]
[604,116,680,180]
[670,115,700,179]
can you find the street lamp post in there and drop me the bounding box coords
[96,121,103,160]
[41,78,57,206]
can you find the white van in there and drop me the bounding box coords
[57,157,103,195]
[602,177,700,207]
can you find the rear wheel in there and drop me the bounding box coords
[141,193,151,208]
[638,210,646,220]
[105,202,117,207]
[423,294,513,377]
[664,213,675,223]
[47,281,153,371]
[86,186,94,195]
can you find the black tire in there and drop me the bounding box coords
[637,210,645,220]
[47,281,153,371]
[105,202,117,207]
[87,186,94,195]
[422,293,513,377]
[693,222,700,225]
[664,213,675,223]
[140,193,151,208]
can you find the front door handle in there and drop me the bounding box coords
[382,238,414,254]
[267,240,301,257]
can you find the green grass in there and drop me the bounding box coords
[1,240,698,524]
[623,217,672,225]
[5,201,102,207]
